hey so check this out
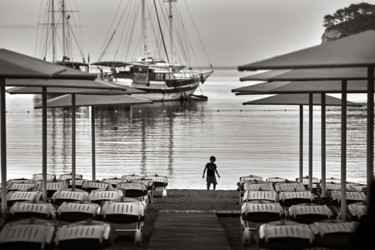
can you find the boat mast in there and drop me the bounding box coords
[62,0,66,60]
[51,0,56,62]
[168,0,174,64]
[141,0,148,59]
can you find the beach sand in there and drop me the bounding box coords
[111,189,248,250]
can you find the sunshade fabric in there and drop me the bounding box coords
[240,68,373,82]
[0,49,66,78]
[35,94,152,108]
[243,94,361,106]
[238,30,375,70]
[233,80,371,94]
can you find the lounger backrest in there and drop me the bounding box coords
[102,178,123,187]
[0,223,55,244]
[52,190,89,202]
[83,181,111,190]
[310,222,358,236]
[7,191,42,202]
[296,177,320,185]
[57,202,100,215]
[10,202,55,216]
[240,175,264,183]
[279,191,314,201]
[145,175,168,185]
[37,181,69,191]
[32,173,56,182]
[266,177,288,183]
[259,224,314,242]
[348,203,367,219]
[102,201,144,218]
[241,202,284,214]
[288,205,332,217]
[89,190,123,202]
[244,182,274,191]
[121,174,145,181]
[7,183,37,191]
[117,182,147,191]
[275,182,306,192]
[55,223,111,242]
[243,190,278,202]
[330,191,366,202]
[58,174,83,180]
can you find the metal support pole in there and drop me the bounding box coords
[42,87,47,201]
[367,66,374,202]
[299,105,303,183]
[91,106,96,181]
[1,78,7,218]
[321,93,326,197]
[341,80,347,221]
[309,93,313,192]
[71,94,76,191]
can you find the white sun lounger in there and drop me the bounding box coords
[82,180,111,193]
[9,201,55,220]
[57,202,101,221]
[288,204,333,223]
[274,182,306,193]
[278,191,315,207]
[145,174,168,198]
[51,189,89,205]
[32,173,56,182]
[7,182,37,192]
[7,191,43,206]
[348,202,367,221]
[37,180,69,198]
[88,189,123,204]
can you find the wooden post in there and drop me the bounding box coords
[321,93,326,197]
[0,78,7,218]
[341,80,347,221]
[308,93,313,192]
[299,105,303,183]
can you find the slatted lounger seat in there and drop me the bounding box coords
[238,175,264,191]
[10,202,55,220]
[82,180,111,193]
[32,173,56,182]
[348,202,367,221]
[265,177,289,184]
[288,204,333,223]
[242,190,278,203]
[57,202,101,221]
[257,222,314,249]
[244,182,274,191]
[279,191,315,207]
[7,182,37,192]
[145,174,168,198]
[89,189,123,204]
[296,176,320,189]
[330,191,367,205]
[37,180,69,197]
[121,174,145,181]
[101,200,145,244]
[55,220,112,249]
[51,189,89,206]
[240,201,285,246]
[274,182,306,193]
[58,173,84,181]
[310,221,358,248]
[129,179,154,203]
[7,178,34,184]
[0,219,55,250]
[102,177,124,188]
[117,182,148,198]
[7,191,43,206]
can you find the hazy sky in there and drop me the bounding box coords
[1,0,374,66]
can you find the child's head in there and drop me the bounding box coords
[210,156,216,162]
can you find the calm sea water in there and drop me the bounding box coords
[4,70,369,189]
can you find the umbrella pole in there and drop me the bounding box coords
[72,94,76,191]
[1,78,7,218]
[321,93,326,197]
[299,105,303,183]
[42,87,47,201]
[367,66,374,202]
[309,93,313,192]
[341,80,347,221]
[91,106,96,181]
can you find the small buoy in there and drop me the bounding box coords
[139,110,142,113]
[115,110,118,113]
[240,109,242,112]
[163,110,166,113]
[217,110,219,112]
[27,111,30,113]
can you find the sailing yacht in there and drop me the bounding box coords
[36,0,89,71]
[92,0,213,101]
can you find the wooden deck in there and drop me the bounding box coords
[147,212,232,250]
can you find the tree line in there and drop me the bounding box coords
[323,2,375,28]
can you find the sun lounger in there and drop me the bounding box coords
[121,174,145,181]
[56,202,101,221]
[58,173,84,181]
[7,178,34,184]
[51,189,89,206]
[0,218,55,250]
[101,200,145,244]
[145,174,168,198]
[102,177,124,188]
[238,175,264,191]
[330,191,367,205]
[240,201,284,245]
[32,173,56,182]
[287,203,333,223]
[7,191,43,206]
[348,202,367,221]
[242,190,278,203]
[9,201,55,220]
[7,182,37,192]
[55,220,112,249]
[274,182,306,192]
[117,182,148,198]
[37,180,69,197]
[257,221,314,249]
[88,189,123,204]
[265,177,289,184]
[278,191,315,207]
[310,221,358,248]
[82,180,111,193]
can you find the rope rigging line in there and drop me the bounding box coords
[153,0,170,63]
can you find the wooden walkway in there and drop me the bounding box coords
[147,213,231,250]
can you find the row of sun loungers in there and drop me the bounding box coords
[0,172,168,249]
[237,174,366,247]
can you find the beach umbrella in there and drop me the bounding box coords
[237,30,375,220]
[242,94,360,197]
[0,49,125,214]
[34,94,152,182]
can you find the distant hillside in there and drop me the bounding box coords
[321,2,375,43]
